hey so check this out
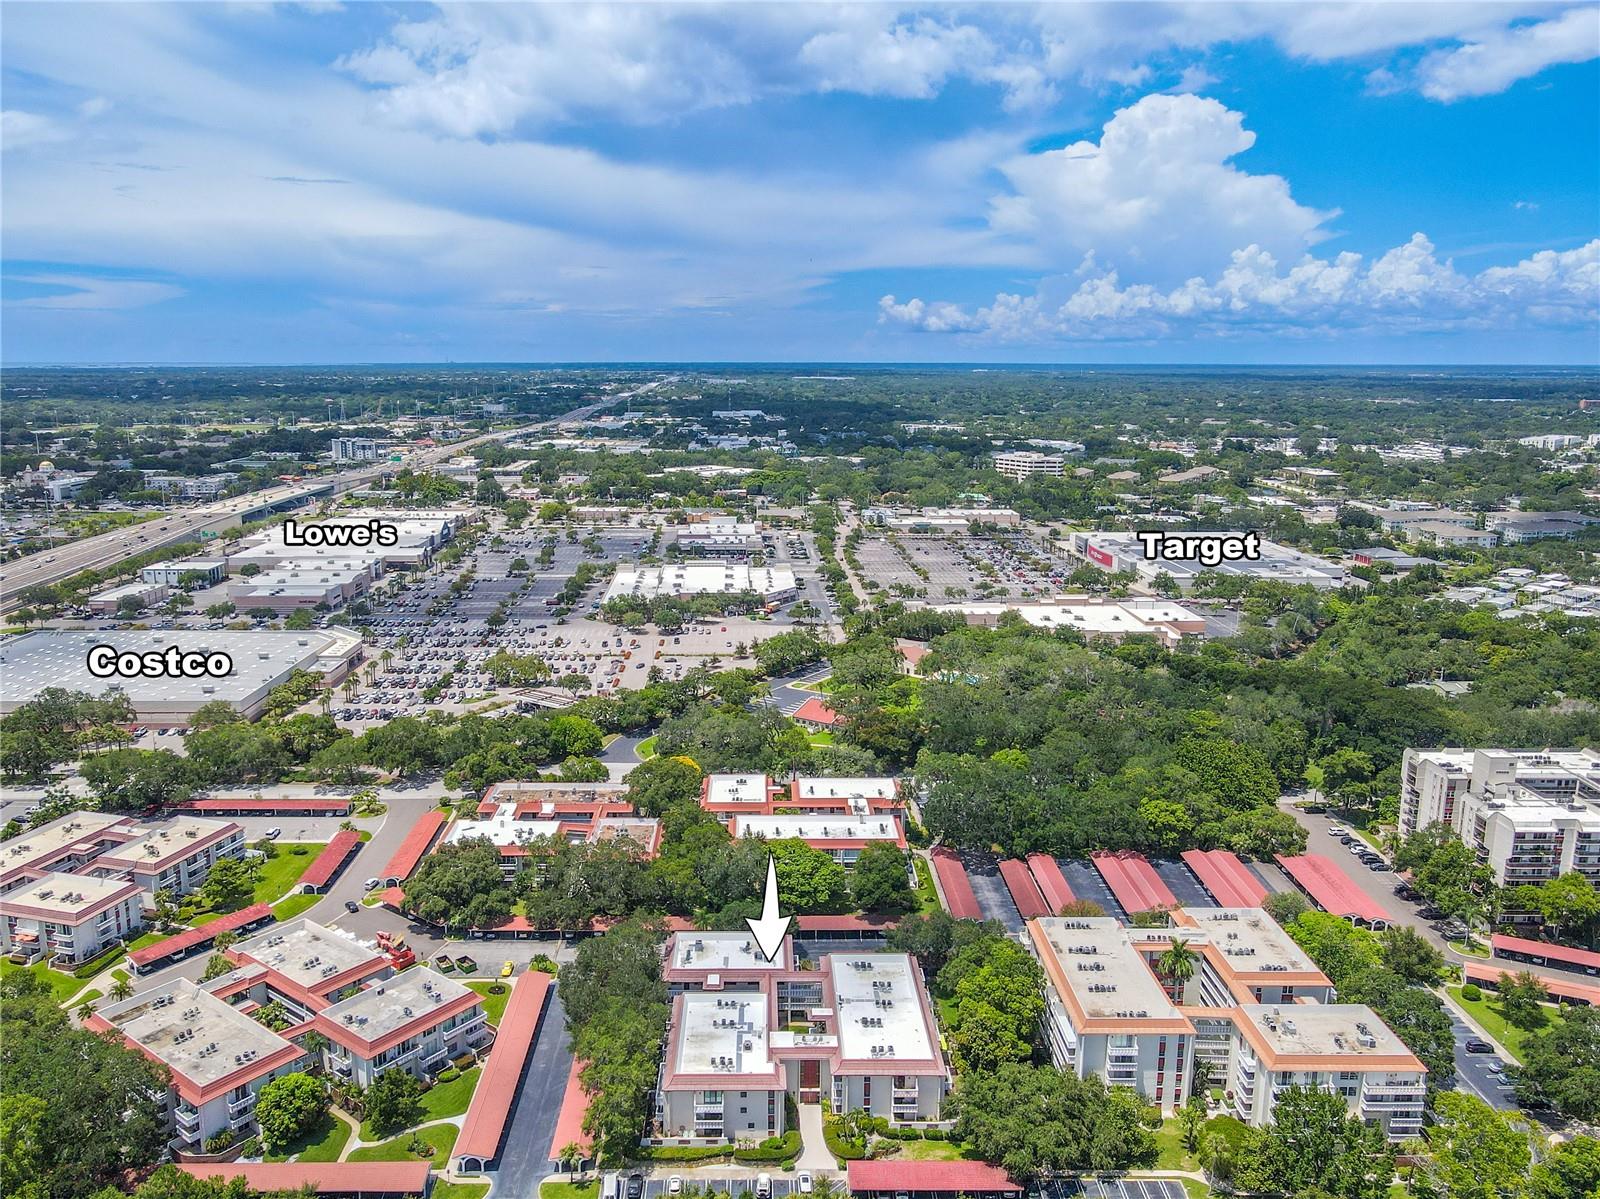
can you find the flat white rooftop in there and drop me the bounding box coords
[793,777,898,802]
[1239,1003,1416,1062]
[1,870,140,918]
[95,817,239,870]
[675,990,775,1080]
[232,918,383,991]
[446,804,563,847]
[670,931,789,973]
[827,953,935,1064]
[731,815,901,843]
[0,629,359,714]
[1178,908,1320,975]
[0,810,131,876]
[103,978,296,1089]
[603,561,797,603]
[1033,917,1180,1023]
[705,774,770,805]
[321,969,475,1043]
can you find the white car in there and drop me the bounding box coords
[668,1178,683,1196]
[797,1174,814,1195]
[364,877,381,891]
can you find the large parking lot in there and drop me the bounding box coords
[853,529,1081,602]
[332,522,834,726]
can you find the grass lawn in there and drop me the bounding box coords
[635,735,658,760]
[127,930,166,952]
[1153,1119,1197,1171]
[1446,985,1562,1063]
[893,1139,969,1161]
[273,894,322,920]
[808,731,835,746]
[189,844,326,926]
[1,958,87,1006]
[1178,1181,1212,1199]
[434,1183,490,1199]
[912,856,940,915]
[358,1067,480,1140]
[467,981,512,1026]
[542,1183,600,1199]
[111,967,130,984]
[77,988,102,1007]
[264,1112,351,1163]
[349,1121,458,1167]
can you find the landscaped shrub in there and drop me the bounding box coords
[202,1130,235,1154]
[1461,983,1482,1001]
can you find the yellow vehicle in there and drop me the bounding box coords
[500,960,515,978]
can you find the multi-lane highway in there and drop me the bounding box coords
[0,389,650,612]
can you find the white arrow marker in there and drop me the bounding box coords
[745,853,792,963]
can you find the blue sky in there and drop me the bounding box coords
[2,2,1597,365]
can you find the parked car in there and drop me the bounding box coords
[626,1175,644,1199]
[344,900,360,914]
[797,1174,814,1195]
[1465,1038,1493,1053]
[501,960,515,978]
[264,827,282,840]
[668,1178,683,1196]
[756,1175,773,1199]
[364,877,381,891]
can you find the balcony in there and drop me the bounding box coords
[174,1107,201,1131]
[228,1093,256,1115]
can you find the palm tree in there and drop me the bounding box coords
[110,977,134,1003]
[1156,938,1198,1001]
[380,649,395,673]
[559,1141,586,1181]
[343,677,358,701]
[319,691,332,716]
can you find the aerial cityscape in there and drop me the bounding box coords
[2,6,1599,1199]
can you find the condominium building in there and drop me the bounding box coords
[727,814,906,867]
[90,979,311,1154]
[701,775,904,822]
[1399,748,1600,886]
[654,938,949,1143]
[992,451,1066,481]
[331,436,382,462]
[85,816,246,901]
[444,798,662,876]
[0,810,143,892]
[314,969,488,1086]
[0,872,145,965]
[1028,909,1424,1137]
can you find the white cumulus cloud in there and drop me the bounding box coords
[879,235,1600,342]
[989,93,1336,281]
[1416,6,1600,101]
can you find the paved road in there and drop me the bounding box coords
[492,987,576,1198]
[600,731,654,782]
[763,664,833,716]
[960,850,1025,934]
[1445,1003,1519,1110]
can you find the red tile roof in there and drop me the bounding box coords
[380,810,448,884]
[547,1055,593,1158]
[1493,932,1600,970]
[299,829,362,890]
[998,858,1049,919]
[1091,850,1178,914]
[1274,853,1388,924]
[1025,853,1075,914]
[848,1160,1021,1194]
[792,697,841,726]
[128,903,273,969]
[1181,848,1268,908]
[931,848,983,921]
[179,798,350,814]
[795,913,899,932]
[453,970,554,1165]
[1466,960,1600,1005]
[176,1161,430,1196]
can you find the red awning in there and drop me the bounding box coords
[129,903,273,969]
[848,1160,1020,1194]
[1181,848,1267,908]
[1091,851,1178,914]
[1025,853,1075,914]
[380,810,448,884]
[998,858,1049,919]
[1493,932,1600,970]
[931,848,983,920]
[454,971,554,1164]
[298,829,362,890]
[547,1056,593,1158]
[1274,853,1388,925]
